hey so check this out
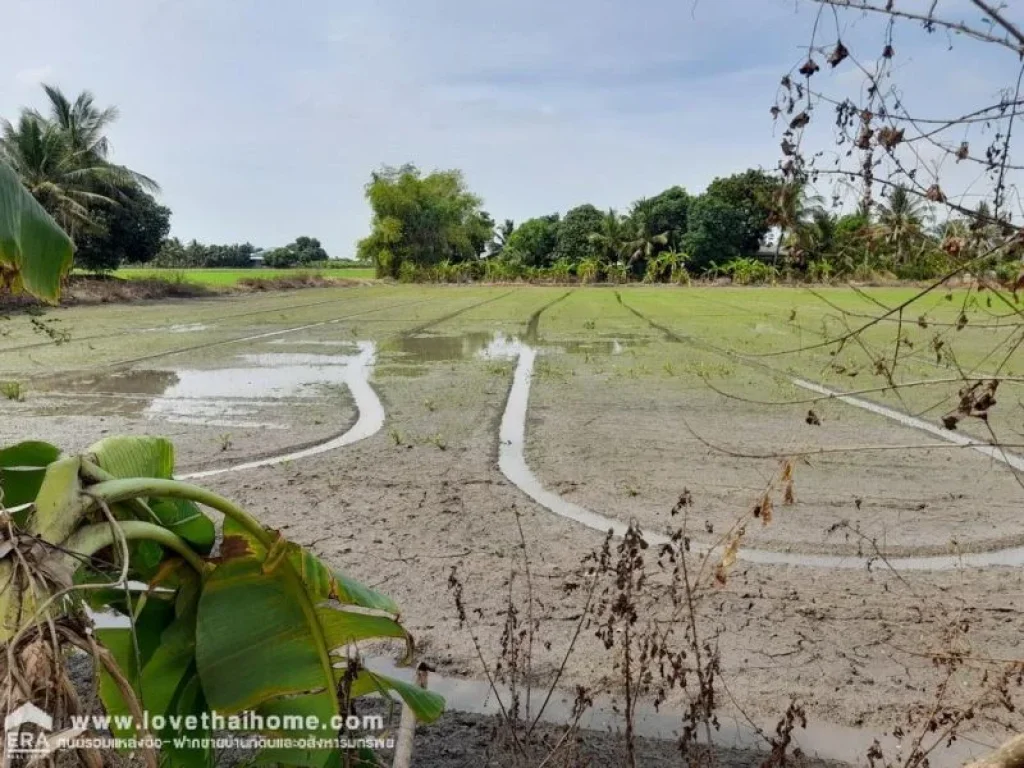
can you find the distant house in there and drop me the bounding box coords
[755,229,790,260]
[250,249,267,267]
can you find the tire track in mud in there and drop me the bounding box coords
[524,290,572,341]
[402,290,515,335]
[495,292,1024,569]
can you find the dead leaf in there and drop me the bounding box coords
[827,41,849,67]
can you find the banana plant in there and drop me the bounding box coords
[0,435,443,767]
[0,159,74,303]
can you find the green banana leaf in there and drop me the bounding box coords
[0,160,74,303]
[87,436,215,553]
[0,440,59,513]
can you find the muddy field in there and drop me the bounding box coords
[3,284,1023,766]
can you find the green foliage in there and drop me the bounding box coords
[264,236,329,268]
[1,85,158,242]
[0,159,74,302]
[703,169,780,253]
[358,164,491,278]
[504,214,560,268]
[683,195,748,271]
[0,435,443,767]
[717,257,778,285]
[633,187,690,248]
[73,186,171,271]
[154,238,257,268]
[553,204,605,265]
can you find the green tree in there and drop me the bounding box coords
[553,204,604,265]
[588,209,630,264]
[357,164,490,278]
[37,84,157,192]
[486,219,515,259]
[682,195,748,272]
[1,85,158,247]
[622,205,669,276]
[504,215,560,267]
[876,185,928,265]
[0,114,121,234]
[704,169,781,254]
[73,187,171,271]
[636,186,690,248]
[290,236,329,264]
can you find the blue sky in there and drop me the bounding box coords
[2,0,1015,256]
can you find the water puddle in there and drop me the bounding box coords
[364,657,991,768]
[142,323,212,334]
[500,346,1024,571]
[181,342,383,478]
[387,331,631,364]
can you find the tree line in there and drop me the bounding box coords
[358,164,1017,284]
[0,85,329,273]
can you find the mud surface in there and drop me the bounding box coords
[5,285,1023,766]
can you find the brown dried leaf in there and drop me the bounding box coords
[877,126,904,150]
[827,41,849,67]
[790,111,811,130]
[799,58,821,77]
[956,142,969,161]
[882,44,895,58]
[925,184,946,203]
[784,480,796,506]
[762,494,774,524]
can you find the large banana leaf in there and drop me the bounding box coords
[87,436,215,554]
[0,160,73,303]
[0,440,60,512]
[224,517,399,615]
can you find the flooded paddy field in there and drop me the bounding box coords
[3,283,1023,764]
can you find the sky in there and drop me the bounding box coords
[2,0,1017,257]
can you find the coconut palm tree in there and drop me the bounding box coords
[1,86,158,237]
[622,205,668,271]
[487,219,515,259]
[876,185,928,264]
[0,114,121,234]
[37,84,158,193]
[773,182,824,265]
[588,209,630,264]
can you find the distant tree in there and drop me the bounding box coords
[682,195,748,272]
[487,219,516,259]
[504,215,560,268]
[703,169,781,254]
[74,187,171,271]
[263,247,298,268]
[622,207,669,276]
[357,164,490,278]
[876,185,929,265]
[290,236,328,264]
[553,204,604,265]
[636,187,690,248]
[588,209,630,264]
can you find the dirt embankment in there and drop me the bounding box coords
[0,273,363,309]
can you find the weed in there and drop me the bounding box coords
[0,381,22,401]
[218,433,233,452]
[389,428,404,446]
[423,398,436,412]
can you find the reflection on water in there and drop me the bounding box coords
[387,331,632,363]
[36,347,373,429]
[365,657,988,768]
